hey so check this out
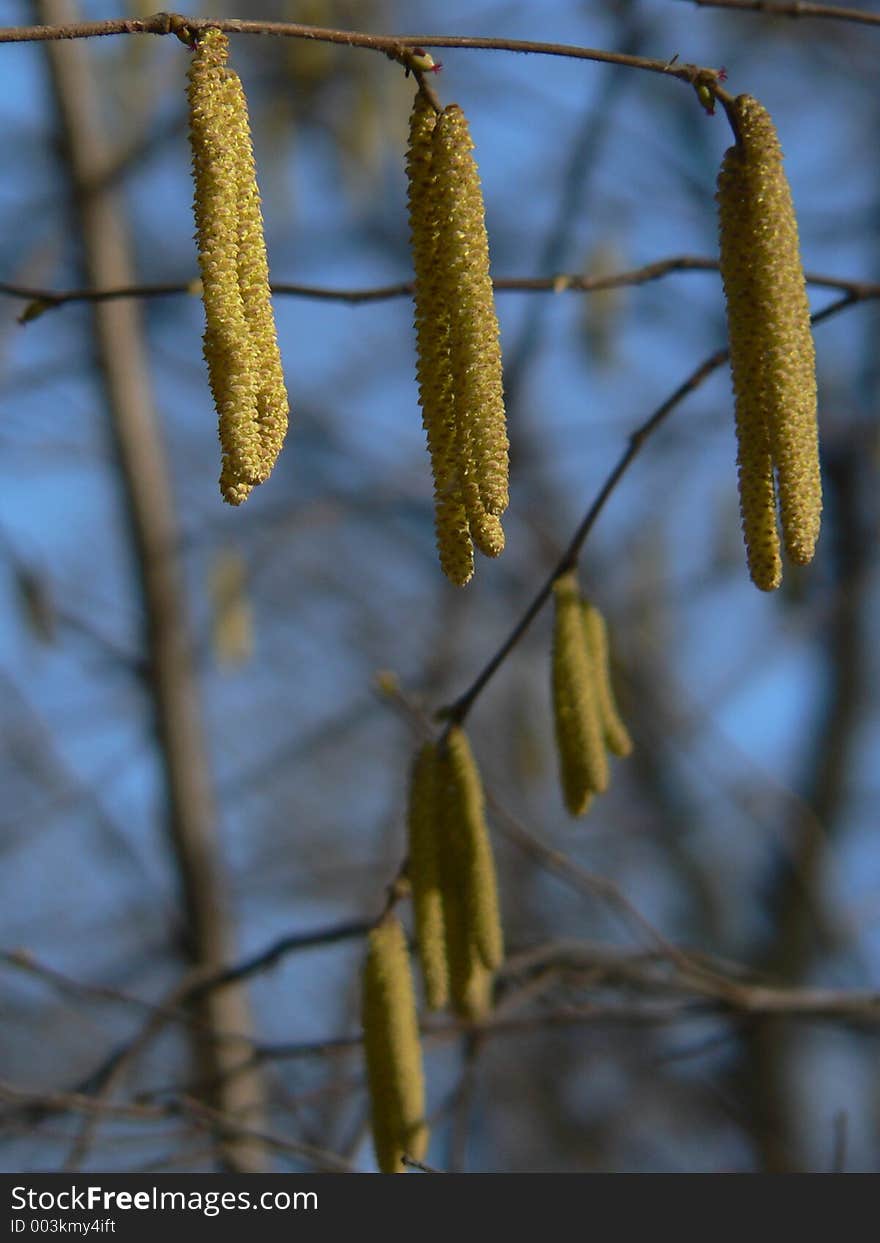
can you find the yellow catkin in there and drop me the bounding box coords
[457,414,505,557]
[223,71,289,482]
[552,573,609,815]
[439,726,504,972]
[406,93,474,586]
[406,743,450,1012]
[187,30,288,505]
[361,917,429,1174]
[717,94,821,586]
[436,822,494,1021]
[432,106,509,521]
[582,604,633,759]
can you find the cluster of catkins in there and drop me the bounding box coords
[361,611,631,1170]
[716,94,821,591]
[551,573,632,816]
[360,725,503,1172]
[187,29,289,505]
[406,91,510,586]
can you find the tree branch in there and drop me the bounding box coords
[0,13,724,92]
[679,0,880,27]
[4,259,876,317]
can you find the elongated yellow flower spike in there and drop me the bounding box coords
[361,917,429,1174]
[187,29,289,505]
[552,573,609,815]
[582,604,633,759]
[717,94,821,587]
[223,71,289,483]
[432,106,510,521]
[439,726,504,972]
[406,743,450,1012]
[406,93,474,586]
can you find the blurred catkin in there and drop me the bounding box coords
[552,573,609,815]
[717,94,820,588]
[187,29,289,504]
[439,726,504,972]
[406,743,450,1012]
[435,808,494,1021]
[361,917,429,1174]
[582,604,632,759]
[210,549,253,669]
[405,92,509,583]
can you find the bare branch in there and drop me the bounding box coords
[3,259,877,317]
[186,919,375,1000]
[679,0,880,27]
[0,13,725,92]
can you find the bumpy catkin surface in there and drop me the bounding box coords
[717,94,821,588]
[432,106,509,522]
[406,94,475,585]
[187,29,288,505]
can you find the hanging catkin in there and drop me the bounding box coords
[432,106,510,522]
[187,29,289,505]
[406,92,474,585]
[406,732,500,1019]
[223,71,288,483]
[405,92,509,583]
[435,801,494,1020]
[361,917,429,1174]
[552,573,608,815]
[582,604,633,759]
[439,726,504,972]
[406,742,450,1012]
[716,94,821,589]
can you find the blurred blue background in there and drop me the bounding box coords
[0,0,878,1172]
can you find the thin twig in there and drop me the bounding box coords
[679,0,880,27]
[3,259,876,316]
[0,14,725,92]
[186,919,375,1000]
[0,1081,354,1172]
[62,971,203,1171]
